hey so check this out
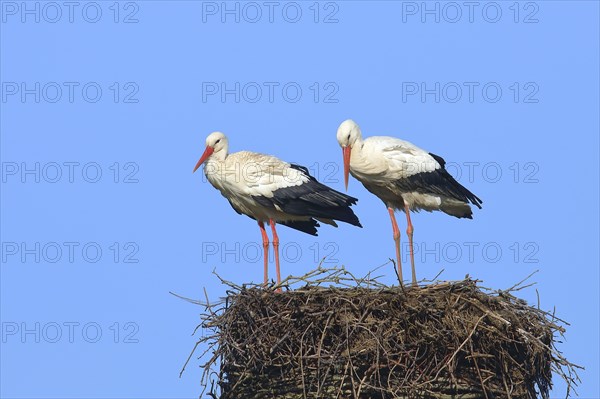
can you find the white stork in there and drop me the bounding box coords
[336,120,482,286]
[194,131,362,288]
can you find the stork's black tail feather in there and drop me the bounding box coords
[279,219,320,236]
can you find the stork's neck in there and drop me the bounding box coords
[351,137,365,157]
[203,148,228,182]
[203,149,228,183]
[210,146,228,163]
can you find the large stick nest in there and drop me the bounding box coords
[183,267,581,399]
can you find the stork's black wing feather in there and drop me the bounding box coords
[394,153,483,208]
[253,164,362,227]
[428,152,446,168]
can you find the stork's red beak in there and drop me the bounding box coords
[193,146,214,173]
[342,146,351,190]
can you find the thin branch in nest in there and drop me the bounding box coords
[505,269,540,292]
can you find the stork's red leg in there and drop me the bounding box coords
[388,207,404,285]
[258,221,269,286]
[269,219,282,291]
[404,203,417,287]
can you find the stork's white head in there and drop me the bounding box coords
[336,119,362,149]
[336,119,362,190]
[193,131,229,173]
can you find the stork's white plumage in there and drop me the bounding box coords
[336,120,482,286]
[194,132,362,288]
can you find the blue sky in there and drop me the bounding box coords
[1,2,599,398]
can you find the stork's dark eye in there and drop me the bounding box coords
[347,134,351,140]
[215,139,221,144]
